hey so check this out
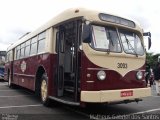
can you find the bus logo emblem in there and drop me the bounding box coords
[21,61,26,73]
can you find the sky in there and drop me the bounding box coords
[0,0,159,54]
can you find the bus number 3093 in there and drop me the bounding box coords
[117,63,128,69]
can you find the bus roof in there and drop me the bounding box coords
[7,8,142,51]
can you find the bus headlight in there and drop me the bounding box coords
[97,70,106,80]
[136,71,143,80]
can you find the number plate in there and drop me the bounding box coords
[121,90,133,97]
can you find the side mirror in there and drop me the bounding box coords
[148,37,151,50]
[143,32,151,50]
[82,24,91,43]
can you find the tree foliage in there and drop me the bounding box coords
[146,52,160,68]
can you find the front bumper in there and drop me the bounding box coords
[81,87,151,103]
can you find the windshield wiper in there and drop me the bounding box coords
[124,34,138,57]
[104,30,114,54]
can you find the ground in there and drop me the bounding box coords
[0,80,160,120]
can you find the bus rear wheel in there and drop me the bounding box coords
[40,74,50,106]
[8,73,13,88]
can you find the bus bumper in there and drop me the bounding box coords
[81,87,151,103]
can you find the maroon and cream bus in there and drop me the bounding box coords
[4,8,151,107]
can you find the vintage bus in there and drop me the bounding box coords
[4,8,151,107]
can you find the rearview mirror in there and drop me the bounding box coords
[82,24,91,43]
[148,37,151,50]
[143,32,151,50]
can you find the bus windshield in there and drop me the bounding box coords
[91,25,121,52]
[119,30,144,55]
[90,25,144,55]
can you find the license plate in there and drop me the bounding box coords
[121,90,133,97]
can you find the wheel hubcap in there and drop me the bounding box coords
[41,80,47,102]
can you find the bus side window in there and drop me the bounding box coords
[25,40,31,57]
[7,51,10,62]
[37,32,46,53]
[20,43,25,58]
[30,36,38,55]
[16,46,20,60]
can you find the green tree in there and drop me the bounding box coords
[146,52,154,67]
[146,52,160,68]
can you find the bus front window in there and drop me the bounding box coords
[91,25,121,52]
[120,31,144,55]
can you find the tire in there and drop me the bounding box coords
[40,74,51,106]
[8,73,16,88]
[8,73,12,88]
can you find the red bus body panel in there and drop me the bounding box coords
[6,53,57,96]
[80,52,146,91]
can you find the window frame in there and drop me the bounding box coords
[30,36,38,56]
[20,43,25,58]
[89,24,122,53]
[119,29,145,56]
[16,45,20,60]
[24,39,31,57]
[37,31,46,54]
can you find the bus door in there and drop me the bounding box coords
[57,21,80,101]
[57,28,65,97]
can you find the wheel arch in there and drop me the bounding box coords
[35,65,47,96]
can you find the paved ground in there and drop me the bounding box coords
[0,80,160,120]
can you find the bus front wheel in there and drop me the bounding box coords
[40,74,51,106]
